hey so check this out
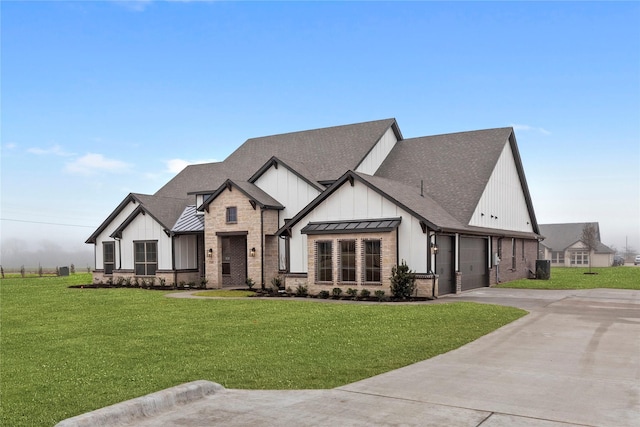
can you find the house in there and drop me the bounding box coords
[86,118,542,296]
[539,223,614,267]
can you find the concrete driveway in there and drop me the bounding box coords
[57,288,640,427]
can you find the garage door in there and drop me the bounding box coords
[459,237,488,291]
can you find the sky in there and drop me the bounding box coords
[1,0,639,268]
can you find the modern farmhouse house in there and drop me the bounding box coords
[539,222,614,267]
[86,118,542,296]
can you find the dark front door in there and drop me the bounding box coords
[221,236,247,287]
[436,235,455,295]
[460,237,488,291]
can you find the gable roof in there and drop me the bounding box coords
[153,118,400,201]
[539,222,613,253]
[375,127,539,233]
[248,156,325,191]
[86,193,189,243]
[200,179,284,211]
[223,118,400,183]
[277,170,465,237]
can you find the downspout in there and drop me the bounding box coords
[260,207,265,290]
[115,237,122,270]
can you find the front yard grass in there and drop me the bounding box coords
[1,273,525,427]
[497,266,640,290]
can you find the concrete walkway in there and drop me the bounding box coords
[57,288,640,427]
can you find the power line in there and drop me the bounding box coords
[0,218,96,228]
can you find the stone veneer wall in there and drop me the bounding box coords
[203,185,280,288]
[304,231,397,295]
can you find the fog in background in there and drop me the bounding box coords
[0,238,93,271]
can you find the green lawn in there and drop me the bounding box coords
[497,266,640,290]
[0,273,525,427]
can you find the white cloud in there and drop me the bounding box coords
[27,144,75,156]
[112,0,153,12]
[511,124,551,135]
[65,153,133,176]
[166,158,217,174]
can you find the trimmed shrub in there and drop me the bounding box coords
[390,260,416,300]
[346,288,358,299]
[332,287,343,298]
[318,290,330,299]
[360,289,371,299]
[295,284,308,297]
[374,290,386,301]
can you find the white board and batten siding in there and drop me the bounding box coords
[119,213,172,270]
[469,141,534,233]
[289,179,428,273]
[94,201,139,270]
[174,234,198,270]
[254,163,322,270]
[355,127,399,175]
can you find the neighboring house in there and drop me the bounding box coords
[539,223,614,267]
[87,118,542,296]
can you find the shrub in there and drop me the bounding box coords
[200,278,208,289]
[70,264,75,274]
[360,289,371,299]
[390,260,416,300]
[271,276,283,289]
[332,287,343,298]
[374,290,386,301]
[159,277,167,287]
[346,288,358,299]
[245,277,256,290]
[124,277,132,286]
[116,277,126,286]
[295,284,308,297]
[318,290,330,299]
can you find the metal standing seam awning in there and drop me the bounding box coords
[300,217,402,235]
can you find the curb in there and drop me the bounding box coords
[54,380,224,427]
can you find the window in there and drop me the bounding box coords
[226,207,237,223]
[363,240,381,283]
[134,241,157,276]
[103,241,115,275]
[512,238,517,269]
[221,237,231,275]
[340,240,356,282]
[571,251,588,265]
[551,251,565,264]
[316,241,333,282]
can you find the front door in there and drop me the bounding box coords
[221,236,247,287]
[436,235,455,295]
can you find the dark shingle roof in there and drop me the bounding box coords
[86,193,190,243]
[539,223,613,253]
[375,127,514,225]
[172,206,204,234]
[201,180,284,211]
[154,118,398,200]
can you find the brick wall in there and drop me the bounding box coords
[489,237,538,285]
[203,185,280,288]
[304,230,398,295]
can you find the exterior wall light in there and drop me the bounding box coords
[207,248,213,258]
[430,243,439,255]
[250,247,256,257]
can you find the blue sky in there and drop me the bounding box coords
[1,1,639,266]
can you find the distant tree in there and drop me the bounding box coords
[56,266,60,276]
[70,264,75,274]
[1,266,4,279]
[38,264,43,277]
[580,223,599,273]
[20,265,25,278]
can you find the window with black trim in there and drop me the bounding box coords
[363,239,381,283]
[316,241,333,282]
[226,206,237,223]
[134,241,157,276]
[511,238,517,269]
[340,240,356,282]
[103,241,115,275]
